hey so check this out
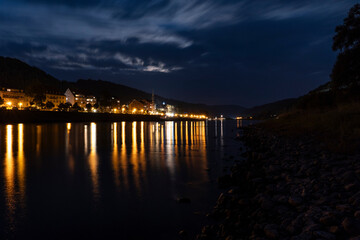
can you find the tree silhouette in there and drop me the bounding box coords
[72,102,82,111]
[59,102,72,111]
[0,97,4,106]
[331,4,360,89]
[45,101,55,109]
[86,103,92,111]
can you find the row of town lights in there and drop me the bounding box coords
[6,102,23,107]
[3,101,207,119]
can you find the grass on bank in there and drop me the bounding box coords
[258,102,360,153]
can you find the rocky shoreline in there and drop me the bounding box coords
[197,126,360,240]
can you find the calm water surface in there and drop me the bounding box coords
[0,120,246,240]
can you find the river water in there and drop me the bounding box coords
[0,120,248,240]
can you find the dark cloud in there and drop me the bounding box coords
[0,0,358,106]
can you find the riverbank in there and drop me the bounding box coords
[0,110,203,124]
[197,126,360,239]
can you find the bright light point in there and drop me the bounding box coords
[93,109,97,113]
[166,112,174,117]
[6,102,12,106]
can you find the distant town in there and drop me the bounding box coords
[0,87,207,119]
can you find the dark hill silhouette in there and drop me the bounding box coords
[0,56,247,116]
[0,56,61,92]
[245,98,297,119]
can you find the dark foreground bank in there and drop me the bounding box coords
[0,110,202,123]
[197,127,360,239]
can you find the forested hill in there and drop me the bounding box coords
[0,56,247,116]
[0,56,61,91]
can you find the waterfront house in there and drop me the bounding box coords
[65,88,97,108]
[128,99,152,113]
[45,92,66,107]
[0,88,30,108]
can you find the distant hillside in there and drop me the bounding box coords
[0,56,246,116]
[64,79,247,116]
[245,98,297,119]
[0,56,61,91]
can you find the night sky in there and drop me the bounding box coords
[0,0,357,107]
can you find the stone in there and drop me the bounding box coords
[291,232,312,240]
[345,183,358,191]
[342,217,360,236]
[319,212,337,226]
[313,231,336,240]
[336,204,351,213]
[355,211,360,219]
[289,196,303,207]
[178,230,188,239]
[177,197,191,204]
[329,226,339,234]
[264,224,279,239]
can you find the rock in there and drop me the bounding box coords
[303,223,321,232]
[319,212,337,226]
[286,216,303,235]
[291,232,312,240]
[264,224,279,239]
[313,231,336,240]
[345,183,358,191]
[289,196,303,207]
[336,204,351,213]
[177,197,191,204]
[329,226,339,234]
[178,230,188,239]
[342,217,360,236]
[342,171,357,184]
[355,211,360,219]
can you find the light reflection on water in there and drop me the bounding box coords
[0,120,233,240]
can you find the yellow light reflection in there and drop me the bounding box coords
[185,121,189,145]
[65,123,75,173]
[139,121,146,188]
[180,121,183,145]
[84,125,88,153]
[190,122,194,145]
[121,122,128,189]
[174,122,178,145]
[5,125,15,224]
[112,123,120,188]
[165,122,175,181]
[36,125,42,157]
[89,123,99,199]
[17,124,26,207]
[131,122,141,193]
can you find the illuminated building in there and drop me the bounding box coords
[128,99,151,113]
[0,88,30,108]
[45,92,66,107]
[64,88,97,108]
